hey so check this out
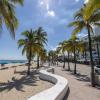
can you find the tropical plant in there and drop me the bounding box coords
[48,50,55,66]
[0,0,24,38]
[53,50,58,66]
[39,48,47,66]
[82,41,89,61]
[68,7,100,86]
[58,40,67,69]
[55,47,61,66]
[67,35,84,74]
[35,27,47,69]
[58,40,73,70]
[18,29,36,75]
[84,0,100,21]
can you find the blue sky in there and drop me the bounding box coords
[0,0,86,60]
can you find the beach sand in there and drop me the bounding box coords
[0,63,53,100]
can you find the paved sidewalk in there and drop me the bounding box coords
[54,66,100,100]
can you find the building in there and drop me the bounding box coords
[79,27,100,62]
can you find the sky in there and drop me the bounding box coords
[0,0,87,60]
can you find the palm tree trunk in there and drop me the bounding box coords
[96,42,100,64]
[74,47,76,74]
[68,52,70,71]
[57,55,58,66]
[48,56,50,66]
[48,58,50,66]
[27,49,31,75]
[63,55,65,69]
[83,51,85,58]
[37,55,40,69]
[87,26,95,87]
[52,55,54,65]
[85,49,87,61]
[27,59,31,75]
[57,61,58,66]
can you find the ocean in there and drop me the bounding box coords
[0,60,27,64]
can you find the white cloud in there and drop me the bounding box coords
[40,1,44,5]
[46,3,49,10]
[39,0,50,10]
[39,0,56,17]
[75,0,79,2]
[47,10,55,17]
[77,33,88,38]
[51,45,58,51]
[46,44,55,50]
[84,0,89,4]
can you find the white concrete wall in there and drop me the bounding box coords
[27,69,68,100]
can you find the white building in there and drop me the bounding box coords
[94,26,100,36]
[79,27,100,60]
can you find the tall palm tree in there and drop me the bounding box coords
[35,27,47,69]
[48,50,55,66]
[58,40,72,70]
[52,50,58,66]
[0,0,24,38]
[82,41,89,61]
[55,47,61,66]
[48,51,51,66]
[67,35,84,74]
[84,0,100,21]
[59,40,67,69]
[18,29,36,75]
[68,7,100,86]
[40,49,47,63]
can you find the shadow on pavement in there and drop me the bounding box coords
[63,87,70,100]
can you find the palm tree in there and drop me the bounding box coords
[82,41,89,61]
[53,51,58,66]
[58,40,72,70]
[48,50,55,66]
[68,7,100,86]
[35,27,47,69]
[39,48,47,66]
[55,47,61,66]
[58,41,67,69]
[84,0,100,21]
[67,51,70,71]
[18,29,36,75]
[0,0,24,38]
[48,51,51,66]
[67,35,84,74]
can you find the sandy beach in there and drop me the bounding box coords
[0,63,53,100]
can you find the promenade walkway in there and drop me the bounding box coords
[54,66,100,100]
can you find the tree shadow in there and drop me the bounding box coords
[67,70,90,82]
[0,67,8,70]
[63,87,70,100]
[75,74,90,82]
[86,84,100,90]
[0,70,39,92]
[14,69,38,76]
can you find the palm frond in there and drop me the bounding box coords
[18,39,25,48]
[83,0,100,21]
[74,8,83,20]
[93,22,100,27]
[9,0,24,5]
